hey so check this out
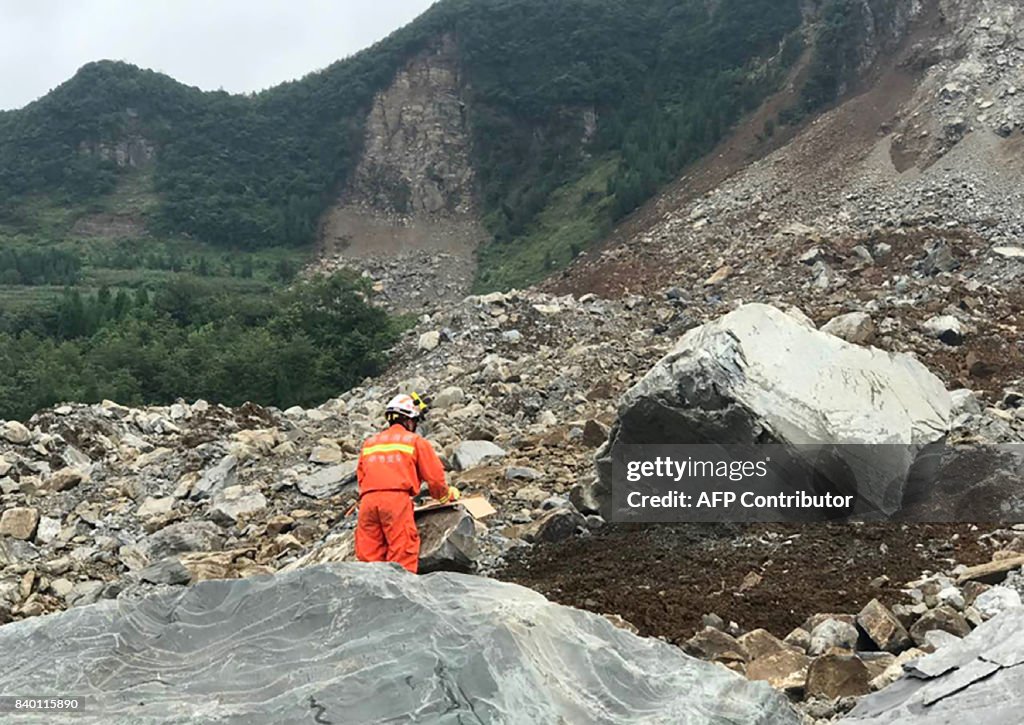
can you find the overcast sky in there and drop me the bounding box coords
[0,0,438,110]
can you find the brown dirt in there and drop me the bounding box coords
[498,523,989,644]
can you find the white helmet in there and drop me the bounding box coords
[385,393,427,421]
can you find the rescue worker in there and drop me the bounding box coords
[355,392,460,573]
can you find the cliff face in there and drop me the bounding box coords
[347,34,476,217]
[316,35,485,312]
[78,137,156,169]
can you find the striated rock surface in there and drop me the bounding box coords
[847,608,1024,723]
[0,563,799,724]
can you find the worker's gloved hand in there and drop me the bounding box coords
[439,486,461,504]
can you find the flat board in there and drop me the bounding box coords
[413,496,496,520]
[461,496,497,519]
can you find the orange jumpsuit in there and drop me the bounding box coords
[355,424,448,573]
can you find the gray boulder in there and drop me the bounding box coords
[134,521,226,563]
[847,608,1024,723]
[190,454,238,500]
[209,486,268,525]
[296,461,357,499]
[521,508,587,544]
[139,557,193,586]
[595,304,951,518]
[452,440,506,471]
[0,564,798,724]
[416,507,480,574]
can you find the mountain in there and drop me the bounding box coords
[0,0,899,291]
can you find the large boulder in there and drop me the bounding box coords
[415,507,480,573]
[595,304,951,518]
[284,506,481,574]
[0,564,799,724]
[847,608,1024,723]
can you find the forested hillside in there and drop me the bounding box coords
[0,0,882,278]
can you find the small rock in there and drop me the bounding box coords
[0,421,31,445]
[139,557,192,586]
[870,647,927,691]
[684,627,748,664]
[821,312,876,345]
[908,606,971,646]
[0,507,40,541]
[505,466,543,481]
[806,654,870,700]
[34,516,61,545]
[581,419,609,448]
[859,652,896,683]
[799,247,823,265]
[309,445,343,465]
[703,265,733,286]
[737,629,789,661]
[702,613,726,631]
[747,649,810,692]
[48,467,85,492]
[950,389,982,416]
[922,315,965,346]
[452,441,506,471]
[537,410,557,427]
[433,387,466,409]
[857,599,912,653]
[973,586,1022,620]
[515,485,548,505]
[297,461,357,499]
[418,331,441,351]
[809,618,859,655]
[937,586,965,610]
[923,630,962,652]
[190,455,239,500]
[568,482,601,515]
[924,244,958,274]
[210,486,268,524]
[265,514,295,536]
[137,497,175,519]
[967,351,998,379]
[519,508,585,544]
[783,627,811,652]
[50,578,75,598]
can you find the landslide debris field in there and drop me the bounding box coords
[500,523,989,642]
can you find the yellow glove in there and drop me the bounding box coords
[439,486,461,504]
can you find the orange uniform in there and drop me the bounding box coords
[355,423,448,573]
